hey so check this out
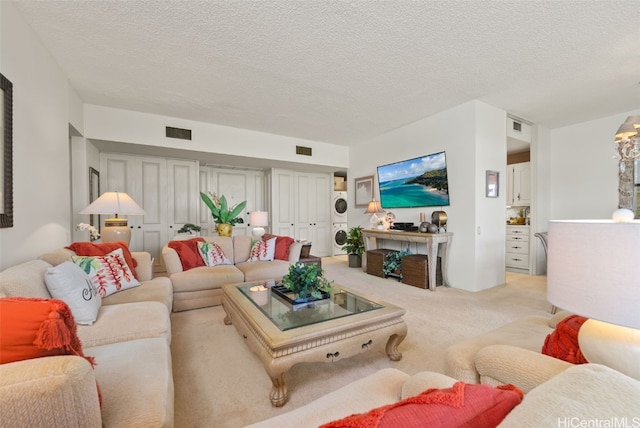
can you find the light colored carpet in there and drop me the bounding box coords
[170,255,551,427]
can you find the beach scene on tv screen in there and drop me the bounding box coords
[378,152,450,208]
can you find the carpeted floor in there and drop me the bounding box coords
[170,255,551,427]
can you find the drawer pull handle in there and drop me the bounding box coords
[242,334,247,340]
[326,352,340,361]
[361,339,373,350]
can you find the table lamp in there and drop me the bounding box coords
[80,191,145,245]
[249,211,269,237]
[547,214,640,380]
[365,199,386,229]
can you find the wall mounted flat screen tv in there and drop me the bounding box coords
[377,151,450,208]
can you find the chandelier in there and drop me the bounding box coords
[613,115,640,171]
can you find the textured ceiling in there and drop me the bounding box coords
[13,0,640,146]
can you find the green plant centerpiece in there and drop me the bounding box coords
[383,249,412,279]
[200,192,247,237]
[341,226,365,268]
[280,262,333,302]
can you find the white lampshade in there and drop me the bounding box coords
[547,219,640,379]
[80,191,145,216]
[80,192,145,244]
[249,211,269,237]
[364,200,385,214]
[365,199,385,228]
[547,220,640,329]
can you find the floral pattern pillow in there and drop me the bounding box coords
[72,248,141,297]
[197,241,232,266]
[248,237,276,262]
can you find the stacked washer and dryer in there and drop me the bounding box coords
[332,191,348,255]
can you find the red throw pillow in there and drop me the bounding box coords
[0,297,95,365]
[321,382,523,428]
[541,314,589,364]
[168,238,206,270]
[263,234,295,261]
[0,297,101,405]
[67,241,138,279]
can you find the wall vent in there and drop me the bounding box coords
[512,121,522,132]
[296,146,312,156]
[166,126,192,140]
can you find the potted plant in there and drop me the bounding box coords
[280,262,333,302]
[341,226,365,268]
[200,192,247,237]
[177,223,201,235]
[383,249,412,279]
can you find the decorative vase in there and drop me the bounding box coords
[217,223,233,237]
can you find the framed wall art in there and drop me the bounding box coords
[486,170,499,198]
[89,167,100,231]
[354,175,374,208]
[0,73,13,228]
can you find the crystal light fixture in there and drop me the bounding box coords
[613,115,640,171]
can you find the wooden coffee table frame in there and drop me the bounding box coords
[222,283,407,407]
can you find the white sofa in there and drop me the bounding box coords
[162,235,302,312]
[247,364,640,427]
[0,248,174,428]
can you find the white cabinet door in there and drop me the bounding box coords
[309,173,331,256]
[294,172,332,256]
[506,162,531,205]
[101,154,168,272]
[167,159,199,238]
[271,169,296,237]
[513,162,531,205]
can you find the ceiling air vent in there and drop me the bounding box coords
[166,126,192,140]
[296,146,312,156]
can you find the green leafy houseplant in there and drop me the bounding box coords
[200,192,247,226]
[177,223,201,234]
[383,249,412,278]
[342,226,365,268]
[281,262,333,301]
[341,226,364,256]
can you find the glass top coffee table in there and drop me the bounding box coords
[222,280,407,407]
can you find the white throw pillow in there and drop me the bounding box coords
[72,248,141,298]
[197,241,232,266]
[248,237,276,262]
[45,261,102,325]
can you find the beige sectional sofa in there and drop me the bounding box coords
[163,235,302,312]
[247,364,640,427]
[0,249,174,428]
[443,310,573,386]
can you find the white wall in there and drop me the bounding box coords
[84,105,349,170]
[0,2,72,270]
[548,111,639,220]
[349,100,507,292]
[473,102,508,289]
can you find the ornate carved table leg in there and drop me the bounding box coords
[385,325,407,361]
[269,372,288,407]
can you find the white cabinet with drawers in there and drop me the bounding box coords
[506,225,530,273]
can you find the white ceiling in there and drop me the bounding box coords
[13,0,640,148]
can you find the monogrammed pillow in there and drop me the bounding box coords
[45,261,102,325]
